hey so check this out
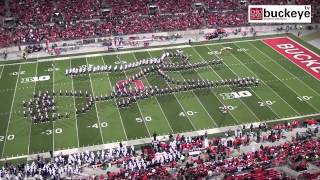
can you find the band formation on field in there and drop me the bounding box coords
[22,48,261,124]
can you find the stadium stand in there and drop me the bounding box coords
[0,0,319,47]
[1,119,320,179]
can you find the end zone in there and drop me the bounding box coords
[262,37,320,81]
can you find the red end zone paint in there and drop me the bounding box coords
[263,37,320,80]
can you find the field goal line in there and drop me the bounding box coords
[1,112,319,162]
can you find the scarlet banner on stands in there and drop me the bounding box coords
[263,37,320,80]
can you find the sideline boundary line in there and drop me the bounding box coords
[1,64,21,158]
[0,37,291,67]
[1,112,319,161]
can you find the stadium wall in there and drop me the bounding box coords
[1,24,318,61]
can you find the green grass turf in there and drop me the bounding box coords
[301,31,320,41]
[0,35,320,160]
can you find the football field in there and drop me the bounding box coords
[0,34,320,160]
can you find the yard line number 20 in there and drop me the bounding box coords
[0,135,15,141]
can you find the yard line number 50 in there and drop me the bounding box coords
[136,116,152,123]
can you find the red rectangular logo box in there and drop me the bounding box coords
[250,8,263,20]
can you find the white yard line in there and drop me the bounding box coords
[2,112,320,162]
[27,62,38,157]
[192,92,219,127]
[190,47,243,124]
[70,59,80,148]
[52,64,55,152]
[1,37,291,67]
[212,44,283,119]
[101,56,128,141]
[1,35,319,160]
[155,49,218,127]
[146,51,197,131]
[0,66,4,78]
[131,53,174,134]
[246,43,308,115]
[249,42,320,107]
[118,56,152,138]
[52,122,55,151]
[175,59,218,127]
[85,58,105,144]
[235,43,320,112]
[1,64,21,157]
[208,47,265,121]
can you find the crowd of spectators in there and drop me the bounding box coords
[0,0,319,48]
[1,118,320,179]
[56,0,102,21]
[9,0,54,25]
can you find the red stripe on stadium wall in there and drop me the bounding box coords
[263,37,320,81]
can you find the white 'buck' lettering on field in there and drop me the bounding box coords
[263,37,320,80]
